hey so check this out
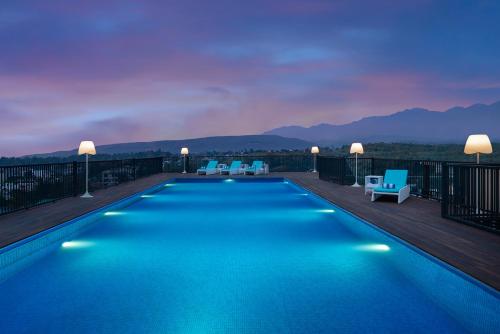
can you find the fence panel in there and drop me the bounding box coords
[0,157,163,216]
[318,156,347,184]
[442,163,499,233]
[0,163,74,215]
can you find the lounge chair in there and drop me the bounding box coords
[245,161,265,175]
[371,169,410,204]
[197,160,218,175]
[220,161,242,175]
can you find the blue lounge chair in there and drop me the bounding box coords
[197,160,218,175]
[244,161,265,175]
[371,169,410,204]
[220,161,242,175]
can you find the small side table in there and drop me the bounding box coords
[216,164,227,174]
[364,175,383,195]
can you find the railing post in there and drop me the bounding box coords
[72,161,78,196]
[340,158,346,185]
[371,158,375,175]
[423,163,430,198]
[132,158,136,180]
[441,162,448,217]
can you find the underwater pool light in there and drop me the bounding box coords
[224,179,235,183]
[317,209,335,213]
[140,195,155,198]
[104,211,125,216]
[62,241,94,249]
[357,244,390,252]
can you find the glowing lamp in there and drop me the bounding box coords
[464,134,492,163]
[78,141,96,155]
[350,143,364,154]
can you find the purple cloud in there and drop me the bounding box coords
[0,0,499,156]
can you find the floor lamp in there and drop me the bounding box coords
[350,143,364,187]
[78,141,96,198]
[181,147,189,174]
[311,146,319,173]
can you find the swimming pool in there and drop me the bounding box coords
[0,178,498,333]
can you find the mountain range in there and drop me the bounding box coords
[264,101,500,144]
[34,135,312,158]
[31,101,500,157]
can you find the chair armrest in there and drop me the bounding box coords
[398,185,410,195]
[398,185,411,203]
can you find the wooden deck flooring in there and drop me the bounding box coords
[1,172,499,290]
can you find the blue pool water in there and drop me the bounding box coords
[0,178,498,333]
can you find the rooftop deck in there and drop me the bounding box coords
[0,172,499,290]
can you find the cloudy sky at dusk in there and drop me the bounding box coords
[1,0,500,156]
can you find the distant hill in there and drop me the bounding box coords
[32,135,313,158]
[264,101,500,144]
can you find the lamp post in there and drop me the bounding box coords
[181,147,189,173]
[464,134,492,214]
[464,134,492,163]
[78,141,96,198]
[311,146,319,173]
[350,143,364,187]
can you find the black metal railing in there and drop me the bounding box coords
[0,157,163,215]
[163,154,314,173]
[0,162,74,215]
[318,156,499,233]
[317,156,446,200]
[0,154,310,215]
[442,163,499,233]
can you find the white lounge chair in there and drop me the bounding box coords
[371,169,410,204]
[220,161,242,175]
[244,161,266,175]
[197,160,218,175]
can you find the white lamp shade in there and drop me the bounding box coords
[78,141,96,155]
[311,146,319,154]
[181,147,189,155]
[350,143,364,154]
[464,134,492,154]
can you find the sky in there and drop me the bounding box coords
[1,0,500,156]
